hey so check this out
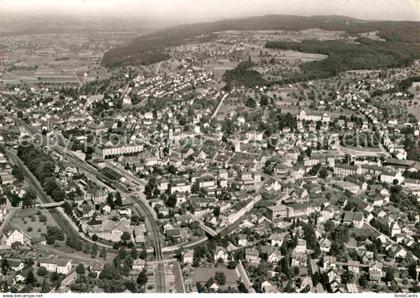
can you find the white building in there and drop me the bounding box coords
[95,143,144,159]
[40,259,73,275]
[4,228,31,248]
[214,246,228,262]
[182,249,194,265]
[132,259,146,271]
[297,110,331,123]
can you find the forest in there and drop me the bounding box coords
[265,38,419,81]
[222,60,267,88]
[102,15,420,68]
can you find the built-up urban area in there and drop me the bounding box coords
[0,18,419,294]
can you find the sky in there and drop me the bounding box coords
[1,0,419,23]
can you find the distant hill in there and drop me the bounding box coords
[101,14,420,68]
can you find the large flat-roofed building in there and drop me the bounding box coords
[297,110,331,123]
[170,178,191,194]
[287,203,311,218]
[334,163,359,176]
[267,205,287,220]
[95,143,144,159]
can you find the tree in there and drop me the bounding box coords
[408,263,418,280]
[66,236,83,251]
[260,95,269,106]
[100,247,107,259]
[196,282,205,293]
[358,274,368,287]
[167,165,177,175]
[25,270,35,285]
[22,190,36,208]
[384,268,395,283]
[83,243,91,255]
[118,247,127,259]
[245,97,256,108]
[121,231,131,242]
[319,168,328,179]
[284,281,294,293]
[325,220,335,231]
[41,278,50,293]
[302,223,318,251]
[37,266,47,277]
[106,193,115,210]
[114,192,123,207]
[281,253,291,278]
[137,268,148,286]
[90,243,98,258]
[131,214,144,226]
[227,260,237,269]
[332,225,349,248]
[1,259,9,274]
[99,264,120,280]
[24,258,34,267]
[312,271,321,285]
[124,256,134,272]
[0,194,6,205]
[341,270,354,284]
[238,282,248,293]
[45,226,65,245]
[8,192,21,207]
[12,165,24,182]
[50,271,59,284]
[166,195,177,208]
[214,272,226,285]
[131,247,138,259]
[139,247,147,260]
[213,206,221,218]
[76,264,85,275]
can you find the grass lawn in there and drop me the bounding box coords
[9,208,58,239]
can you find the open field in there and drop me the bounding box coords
[407,100,420,120]
[9,208,58,240]
[0,32,129,86]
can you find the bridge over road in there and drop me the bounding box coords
[36,201,64,208]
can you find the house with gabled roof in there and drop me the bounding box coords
[369,261,383,281]
[40,258,73,275]
[269,233,286,247]
[245,247,260,264]
[320,237,332,253]
[213,246,228,263]
[3,227,31,248]
[343,211,364,228]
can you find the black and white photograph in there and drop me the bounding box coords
[0,0,419,295]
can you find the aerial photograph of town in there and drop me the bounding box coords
[0,0,419,295]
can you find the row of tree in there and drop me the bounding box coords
[17,144,66,202]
